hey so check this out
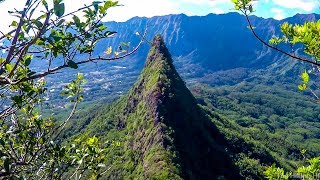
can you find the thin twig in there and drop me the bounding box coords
[1,27,147,85]
[244,12,320,67]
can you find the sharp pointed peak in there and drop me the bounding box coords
[145,34,173,66]
[152,34,165,47]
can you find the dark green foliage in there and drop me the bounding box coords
[67,35,246,179]
[192,82,320,173]
[63,35,320,179]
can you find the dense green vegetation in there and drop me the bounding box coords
[2,0,320,178]
[193,82,320,155]
[66,35,241,179]
[62,35,320,179]
[192,81,320,176]
[231,1,320,177]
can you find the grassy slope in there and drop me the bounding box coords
[64,35,309,179]
[75,35,241,179]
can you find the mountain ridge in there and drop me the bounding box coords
[98,12,320,77]
[63,35,313,179]
[107,12,320,24]
[81,35,242,179]
[40,12,320,103]
[55,12,320,179]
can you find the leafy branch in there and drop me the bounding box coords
[0,0,143,178]
[232,0,320,100]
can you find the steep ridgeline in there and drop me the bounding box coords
[78,35,240,179]
[68,35,294,179]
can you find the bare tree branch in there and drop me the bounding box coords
[243,11,320,67]
[3,0,33,66]
[9,12,51,78]
[0,27,147,85]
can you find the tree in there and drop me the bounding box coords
[0,0,145,178]
[264,156,320,180]
[232,0,320,100]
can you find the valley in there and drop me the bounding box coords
[1,6,320,178]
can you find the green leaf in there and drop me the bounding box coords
[11,95,23,107]
[42,0,48,9]
[92,1,101,12]
[301,70,309,84]
[54,0,62,4]
[54,2,65,17]
[249,5,253,13]
[5,64,13,72]
[87,136,98,146]
[73,15,81,26]
[298,84,307,91]
[10,21,18,27]
[56,19,65,26]
[24,55,32,66]
[77,73,83,79]
[0,139,5,146]
[68,60,78,69]
[98,24,107,31]
[52,35,62,42]
[32,19,43,29]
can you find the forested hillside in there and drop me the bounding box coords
[2,0,320,178]
[61,35,320,179]
[47,12,320,179]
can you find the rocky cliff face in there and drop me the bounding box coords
[99,13,320,74]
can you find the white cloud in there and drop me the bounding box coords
[0,0,317,33]
[181,0,209,4]
[0,0,180,32]
[272,0,319,12]
[0,0,110,32]
[0,1,24,32]
[178,0,229,5]
[208,0,232,6]
[212,7,225,14]
[105,0,179,22]
[271,8,285,20]
[0,0,232,31]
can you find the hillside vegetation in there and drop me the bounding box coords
[60,35,320,179]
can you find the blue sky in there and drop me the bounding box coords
[0,0,319,31]
[253,0,320,19]
[104,0,320,21]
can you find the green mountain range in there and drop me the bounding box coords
[61,35,320,179]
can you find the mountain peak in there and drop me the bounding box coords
[119,35,240,178]
[145,34,173,67]
[81,35,240,179]
[152,34,165,47]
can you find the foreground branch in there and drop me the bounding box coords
[243,11,320,67]
[0,27,147,85]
